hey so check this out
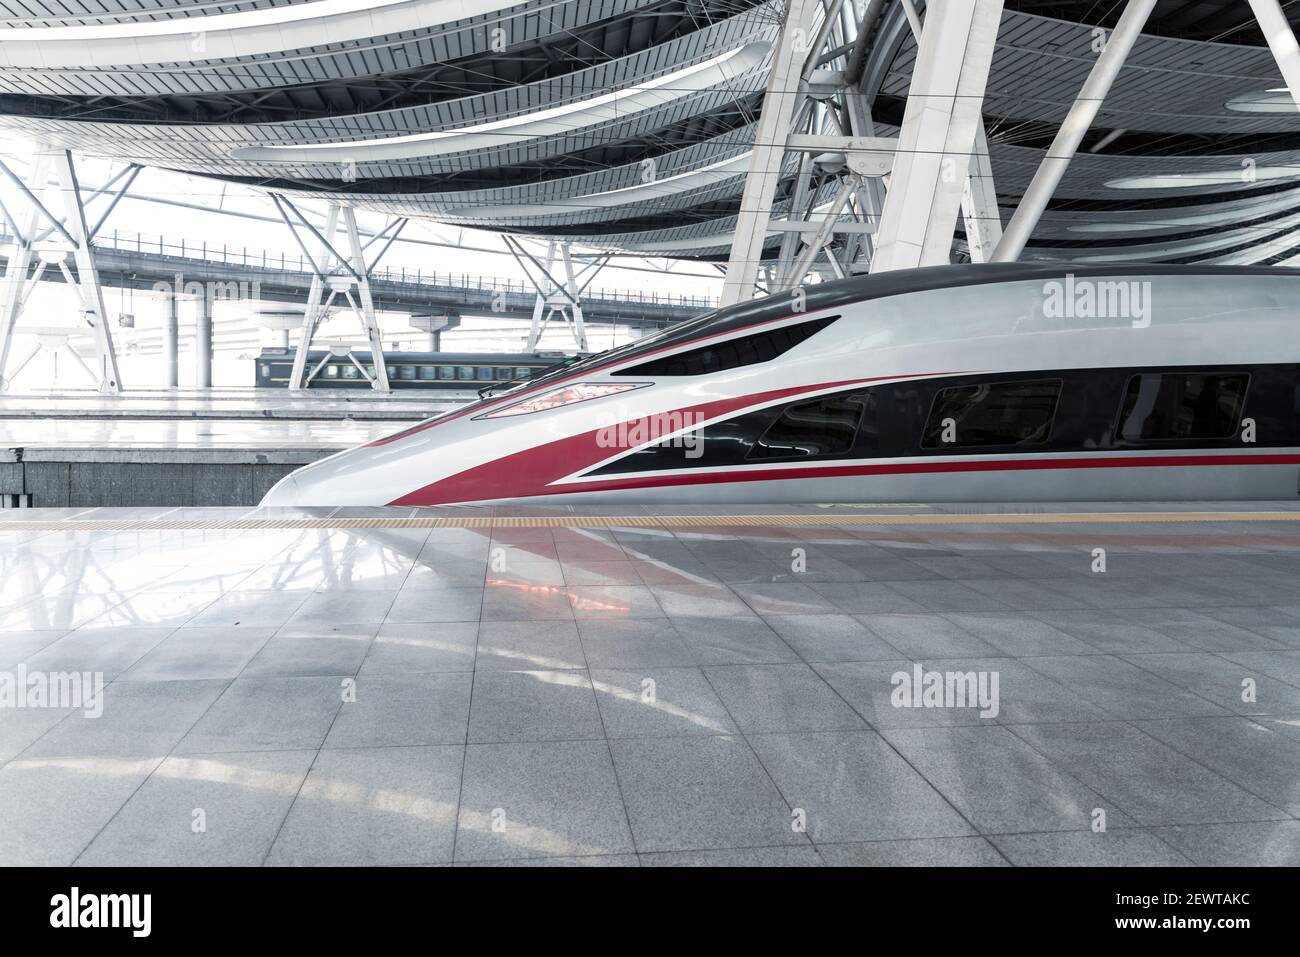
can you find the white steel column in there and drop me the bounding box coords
[991,0,1157,262]
[0,149,122,392]
[842,88,886,272]
[0,152,49,392]
[51,150,121,392]
[962,123,1003,261]
[195,288,213,388]
[720,0,819,306]
[785,175,862,287]
[341,205,390,391]
[870,0,1004,273]
[525,243,553,351]
[288,202,340,390]
[507,237,592,353]
[773,146,815,286]
[163,291,179,387]
[1247,0,1300,113]
[281,199,394,391]
[559,244,588,352]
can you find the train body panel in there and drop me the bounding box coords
[261,265,1300,508]
[474,456,1300,506]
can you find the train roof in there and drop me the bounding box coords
[722,262,1300,334]
[529,263,1300,384]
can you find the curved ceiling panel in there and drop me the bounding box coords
[1,0,1298,265]
[0,0,515,68]
[0,0,684,102]
[229,41,771,163]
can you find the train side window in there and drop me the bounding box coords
[397,365,415,380]
[1115,372,1248,442]
[922,379,1061,448]
[516,367,533,378]
[611,314,839,377]
[324,365,339,378]
[495,367,514,380]
[457,367,475,380]
[475,367,494,381]
[748,394,868,460]
[437,366,455,380]
[418,366,436,380]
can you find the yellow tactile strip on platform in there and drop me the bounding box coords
[2,510,1300,532]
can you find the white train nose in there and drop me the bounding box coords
[256,440,426,507]
[259,472,302,508]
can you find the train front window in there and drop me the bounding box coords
[922,380,1061,448]
[1116,373,1248,442]
[612,315,840,377]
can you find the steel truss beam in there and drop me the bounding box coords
[277,195,401,391]
[725,0,1000,297]
[720,0,824,306]
[0,147,122,393]
[30,162,142,246]
[504,236,606,353]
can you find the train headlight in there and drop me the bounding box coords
[479,382,649,418]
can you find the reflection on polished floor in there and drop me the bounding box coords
[3,503,1300,867]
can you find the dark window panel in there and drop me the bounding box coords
[1115,373,1249,442]
[612,315,839,377]
[922,380,1062,449]
[748,394,868,460]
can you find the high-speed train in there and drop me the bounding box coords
[260,263,1300,508]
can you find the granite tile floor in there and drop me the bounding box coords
[2,502,1300,866]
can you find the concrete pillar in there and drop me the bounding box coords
[164,293,179,387]
[720,0,817,305]
[428,331,441,352]
[962,123,1003,263]
[196,291,213,388]
[278,329,289,348]
[870,0,1004,272]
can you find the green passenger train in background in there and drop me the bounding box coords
[253,349,581,390]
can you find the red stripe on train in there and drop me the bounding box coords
[392,452,1300,506]
[541,452,1300,497]
[386,375,920,505]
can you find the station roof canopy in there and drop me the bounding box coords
[2,0,1299,265]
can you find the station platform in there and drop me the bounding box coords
[0,389,452,508]
[2,501,1299,867]
[0,388,460,420]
